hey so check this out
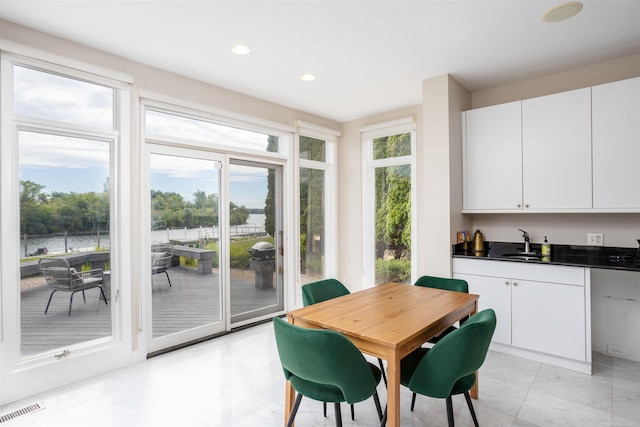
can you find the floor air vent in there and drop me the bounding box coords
[0,402,44,423]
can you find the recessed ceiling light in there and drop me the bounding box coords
[231,44,250,55]
[542,2,583,23]
[300,73,316,81]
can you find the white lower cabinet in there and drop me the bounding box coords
[454,273,512,345]
[453,258,591,373]
[511,279,585,360]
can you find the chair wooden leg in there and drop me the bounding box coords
[464,391,480,427]
[380,407,387,427]
[45,290,57,314]
[323,402,327,417]
[164,271,172,286]
[445,396,455,427]
[286,394,302,427]
[334,402,342,427]
[350,403,355,420]
[82,290,87,303]
[411,392,417,411]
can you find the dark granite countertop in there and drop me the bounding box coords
[452,241,640,272]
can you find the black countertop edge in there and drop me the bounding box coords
[452,241,640,272]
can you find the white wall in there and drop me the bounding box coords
[420,76,471,278]
[473,213,640,248]
[471,53,640,109]
[591,269,640,362]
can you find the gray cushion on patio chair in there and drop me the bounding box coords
[151,244,174,286]
[39,257,108,316]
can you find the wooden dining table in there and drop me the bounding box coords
[285,281,479,427]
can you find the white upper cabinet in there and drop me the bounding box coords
[521,87,592,210]
[463,80,640,213]
[463,101,522,210]
[592,77,640,209]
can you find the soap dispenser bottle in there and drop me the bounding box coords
[541,236,551,260]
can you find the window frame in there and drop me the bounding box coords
[139,94,297,331]
[361,117,417,288]
[294,121,339,302]
[140,92,292,159]
[0,51,132,403]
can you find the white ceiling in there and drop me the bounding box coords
[1,0,639,122]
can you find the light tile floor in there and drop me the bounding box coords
[1,321,639,426]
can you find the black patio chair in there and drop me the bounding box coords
[151,244,174,286]
[39,257,108,316]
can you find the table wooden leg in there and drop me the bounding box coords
[284,380,295,426]
[470,375,478,399]
[387,349,401,427]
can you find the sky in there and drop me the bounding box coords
[150,154,269,209]
[16,65,273,208]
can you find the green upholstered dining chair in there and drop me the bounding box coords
[389,308,497,427]
[273,317,384,427]
[302,279,388,385]
[414,275,470,343]
[301,278,387,421]
[301,278,350,306]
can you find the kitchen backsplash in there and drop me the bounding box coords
[470,213,640,247]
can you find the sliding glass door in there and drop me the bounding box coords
[147,146,224,352]
[228,160,284,325]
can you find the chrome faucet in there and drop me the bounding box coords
[518,229,531,253]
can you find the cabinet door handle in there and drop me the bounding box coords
[513,281,518,286]
[524,204,530,208]
[516,203,522,208]
[505,281,510,285]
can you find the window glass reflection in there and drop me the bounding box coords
[299,136,325,162]
[146,110,279,153]
[14,66,113,129]
[373,132,411,160]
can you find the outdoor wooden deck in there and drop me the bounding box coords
[20,265,279,356]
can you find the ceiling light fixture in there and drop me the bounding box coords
[542,2,583,23]
[300,73,316,81]
[231,44,250,55]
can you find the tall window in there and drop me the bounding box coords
[362,118,416,286]
[297,122,338,285]
[10,63,118,356]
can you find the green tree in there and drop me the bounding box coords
[20,180,50,234]
[264,135,278,236]
[373,133,411,260]
[193,190,207,209]
[229,202,249,226]
[151,190,186,229]
[20,180,111,235]
[385,166,411,258]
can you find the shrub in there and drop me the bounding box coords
[375,258,411,283]
[180,256,197,268]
